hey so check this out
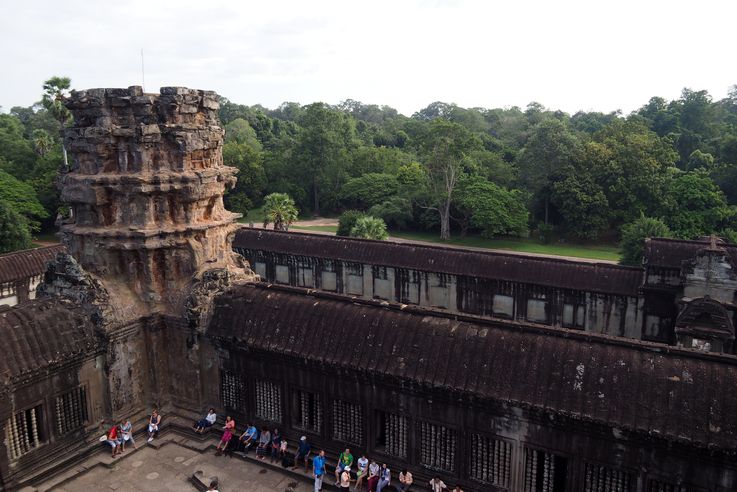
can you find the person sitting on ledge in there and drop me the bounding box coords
[239,422,258,453]
[334,447,354,486]
[147,408,162,443]
[215,415,235,455]
[256,426,271,460]
[106,424,121,458]
[120,419,136,451]
[194,408,217,433]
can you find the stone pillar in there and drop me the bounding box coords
[58,86,254,318]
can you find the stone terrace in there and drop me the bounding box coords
[30,434,315,492]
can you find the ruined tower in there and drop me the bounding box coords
[51,86,254,319]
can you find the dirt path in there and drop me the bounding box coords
[292,217,339,227]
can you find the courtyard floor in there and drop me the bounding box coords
[36,436,314,492]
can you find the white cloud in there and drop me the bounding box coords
[1,0,734,115]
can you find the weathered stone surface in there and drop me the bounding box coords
[58,86,256,319]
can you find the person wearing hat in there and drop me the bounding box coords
[340,465,352,491]
[335,448,354,485]
[294,435,312,473]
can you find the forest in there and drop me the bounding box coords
[1,78,737,265]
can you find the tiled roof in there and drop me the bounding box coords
[0,298,100,385]
[209,283,737,451]
[233,229,642,296]
[0,244,64,285]
[644,237,737,270]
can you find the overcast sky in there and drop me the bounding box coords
[1,0,735,116]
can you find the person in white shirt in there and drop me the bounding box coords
[355,454,369,490]
[430,476,447,492]
[194,408,217,433]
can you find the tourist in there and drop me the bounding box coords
[105,424,120,458]
[354,454,369,490]
[270,428,282,463]
[376,463,391,492]
[120,419,136,451]
[335,447,354,485]
[207,478,219,492]
[256,426,271,460]
[239,422,258,453]
[147,409,161,443]
[340,465,352,491]
[366,460,380,492]
[429,476,447,492]
[215,416,235,454]
[194,408,217,433]
[398,469,413,491]
[313,449,326,492]
[294,435,311,473]
[279,436,289,460]
[451,486,463,492]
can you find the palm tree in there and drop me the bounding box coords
[32,129,53,156]
[262,193,298,231]
[350,216,388,240]
[41,76,72,169]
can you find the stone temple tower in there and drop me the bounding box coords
[49,86,254,320]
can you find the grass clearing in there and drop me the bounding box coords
[285,227,621,261]
[389,231,621,261]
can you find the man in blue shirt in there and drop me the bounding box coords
[313,449,326,492]
[238,423,258,453]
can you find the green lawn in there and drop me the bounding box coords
[390,231,621,261]
[238,206,267,225]
[289,226,621,261]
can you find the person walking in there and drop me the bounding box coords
[294,436,311,473]
[313,449,326,492]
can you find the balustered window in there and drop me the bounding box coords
[297,261,314,287]
[584,463,634,492]
[420,422,456,472]
[255,380,282,422]
[55,386,88,435]
[523,447,568,492]
[220,370,247,412]
[375,411,408,458]
[469,433,512,489]
[332,400,363,445]
[294,390,322,433]
[647,480,690,492]
[5,405,44,460]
